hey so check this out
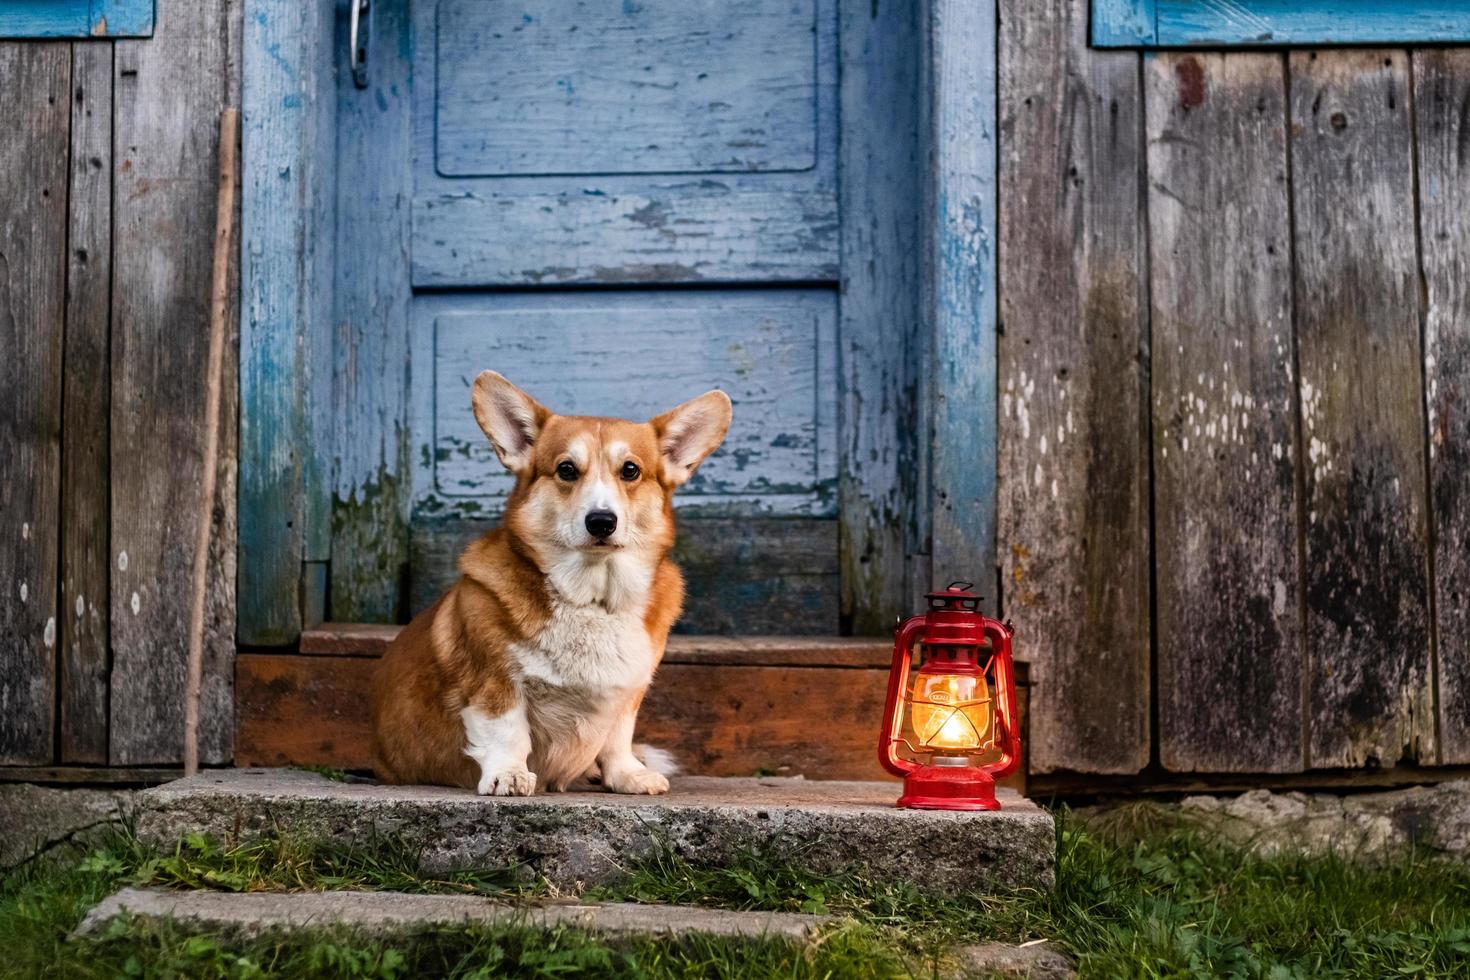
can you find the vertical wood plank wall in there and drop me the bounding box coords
[4,0,1470,780]
[0,0,240,768]
[1002,0,1470,775]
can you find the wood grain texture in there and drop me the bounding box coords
[433,0,816,176]
[998,0,1151,774]
[411,188,839,288]
[329,0,412,623]
[1096,0,1470,48]
[837,0,927,633]
[0,42,69,765]
[110,0,239,764]
[927,0,999,601]
[0,0,154,38]
[237,648,1026,788]
[235,653,890,780]
[239,0,333,643]
[1288,50,1433,769]
[59,41,112,763]
[409,517,838,635]
[298,624,897,667]
[410,0,838,289]
[1146,53,1303,773]
[1415,50,1470,764]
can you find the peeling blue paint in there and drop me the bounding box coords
[1094,0,1470,47]
[0,0,153,37]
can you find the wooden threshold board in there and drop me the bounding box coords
[237,625,1029,789]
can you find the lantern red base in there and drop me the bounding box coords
[895,764,1001,811]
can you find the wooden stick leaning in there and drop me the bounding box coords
[184,107,239,777]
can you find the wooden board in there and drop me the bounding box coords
[412,189,839,288]
[238,0,333,644]
[299,624,897,666]
[235,647,1027,787]
[1146,53,1304,772]
[1095,0,1470,48]
[836,0,927,633]
[0,0,155,38]
[59,41,113,763]
[433,0,816,176]
[928,0,999,603]
[997,0,1151,774]
[0,42,69,765]
[109,0,239,764]
[409,517,839,635]
[409,0,838,289]
[1288,50,1433,769]
[329,0,413,623]
[1415,50,1470,764]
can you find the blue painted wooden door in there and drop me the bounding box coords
[339,0,842,631]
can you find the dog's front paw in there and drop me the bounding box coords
[604,767,669,795]
[478,767,537,797]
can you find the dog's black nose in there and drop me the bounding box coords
[585,510,618,539]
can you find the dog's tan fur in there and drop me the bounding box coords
[371,372,730,796]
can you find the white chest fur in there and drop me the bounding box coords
[507,597,657,788]
[510,598,655,695]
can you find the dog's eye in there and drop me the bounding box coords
[621,461,641,482]
[556,461,579,481]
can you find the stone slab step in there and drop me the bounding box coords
[136,770,1055,895]
[76,887,827,943]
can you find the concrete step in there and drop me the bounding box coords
[136,770,1055,895]
[74,887,1077,976]
[76,887,828,943]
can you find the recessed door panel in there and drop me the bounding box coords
[434,0,818,177]
[411,0,838,288]
[414,290,837,520]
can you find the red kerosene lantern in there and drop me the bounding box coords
[878,583,1021,810]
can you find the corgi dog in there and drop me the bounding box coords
[371,371,732,796]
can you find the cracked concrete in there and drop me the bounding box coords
[135,770,1056,894]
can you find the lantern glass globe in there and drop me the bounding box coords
[910,670,991,751]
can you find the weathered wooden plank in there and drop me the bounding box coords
[837,0,927,633]
[0,42,69,765]
[0,765,179,785]
[425,298,837,517]
[1096,1,1470,48]
[59,41,113,764]
[239,0,332,644]
[409,0,838,290]
[0,0,155,38]
[299,624,896,668]
[235,653,891,780]
[329,0,412,623]
[998,0,1150,774]
[1146,53,1303,772]
[410,518,839,635]
[928,0,999,602]
[110,0,240,764]
[433,0,815,176]
[1288,50,1433,769]
[237,649,1027,788]
[1092,0,1158,46]
[411,189,839,288]
[300,0,335,578]
[1416,50,1470,765]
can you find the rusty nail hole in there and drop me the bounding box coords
[1330,112,1348,130]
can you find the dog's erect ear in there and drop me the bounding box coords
[472,371,551,474]
[651,390,732,486]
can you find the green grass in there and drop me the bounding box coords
[3,810,1469,978]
